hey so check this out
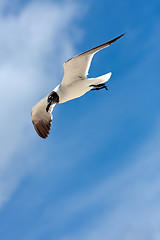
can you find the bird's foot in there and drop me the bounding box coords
[90,83,108,91]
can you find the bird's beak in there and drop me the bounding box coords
[46,100,51,112]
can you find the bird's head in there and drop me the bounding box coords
[46,91,59,112]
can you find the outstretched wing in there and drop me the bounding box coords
[31,97,55,139]
[61,33,125,86]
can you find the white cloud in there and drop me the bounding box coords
[0,0,83,208]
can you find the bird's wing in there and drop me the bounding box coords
[61,33,125,86]
[31,97,55,139]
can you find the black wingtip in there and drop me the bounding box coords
[120,33,126,38]
[109,33,126,45]
[121,33,126,36]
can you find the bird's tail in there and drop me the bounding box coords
[90,72,112,85]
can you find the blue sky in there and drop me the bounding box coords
[0,0,160,239]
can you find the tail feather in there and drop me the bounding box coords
[91,72,112,85]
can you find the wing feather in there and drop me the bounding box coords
[31,97,55,139]
[61,33,125,86]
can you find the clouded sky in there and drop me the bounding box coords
[0,0,160,239]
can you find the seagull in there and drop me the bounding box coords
[32,33,125,139]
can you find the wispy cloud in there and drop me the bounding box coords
[1,1,160,239]
[0,0,83,208]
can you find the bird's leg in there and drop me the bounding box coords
[90,83,108,91]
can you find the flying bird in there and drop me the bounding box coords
[32,33,125,139]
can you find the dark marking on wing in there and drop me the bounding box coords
[32,119,52,139]
[65,33,125,63]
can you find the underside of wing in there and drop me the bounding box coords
[61,33,125,86]
[33,119,52,139]
[31,97,55,139]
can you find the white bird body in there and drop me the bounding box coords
[31,33,125,138]
[56,72,112,103]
